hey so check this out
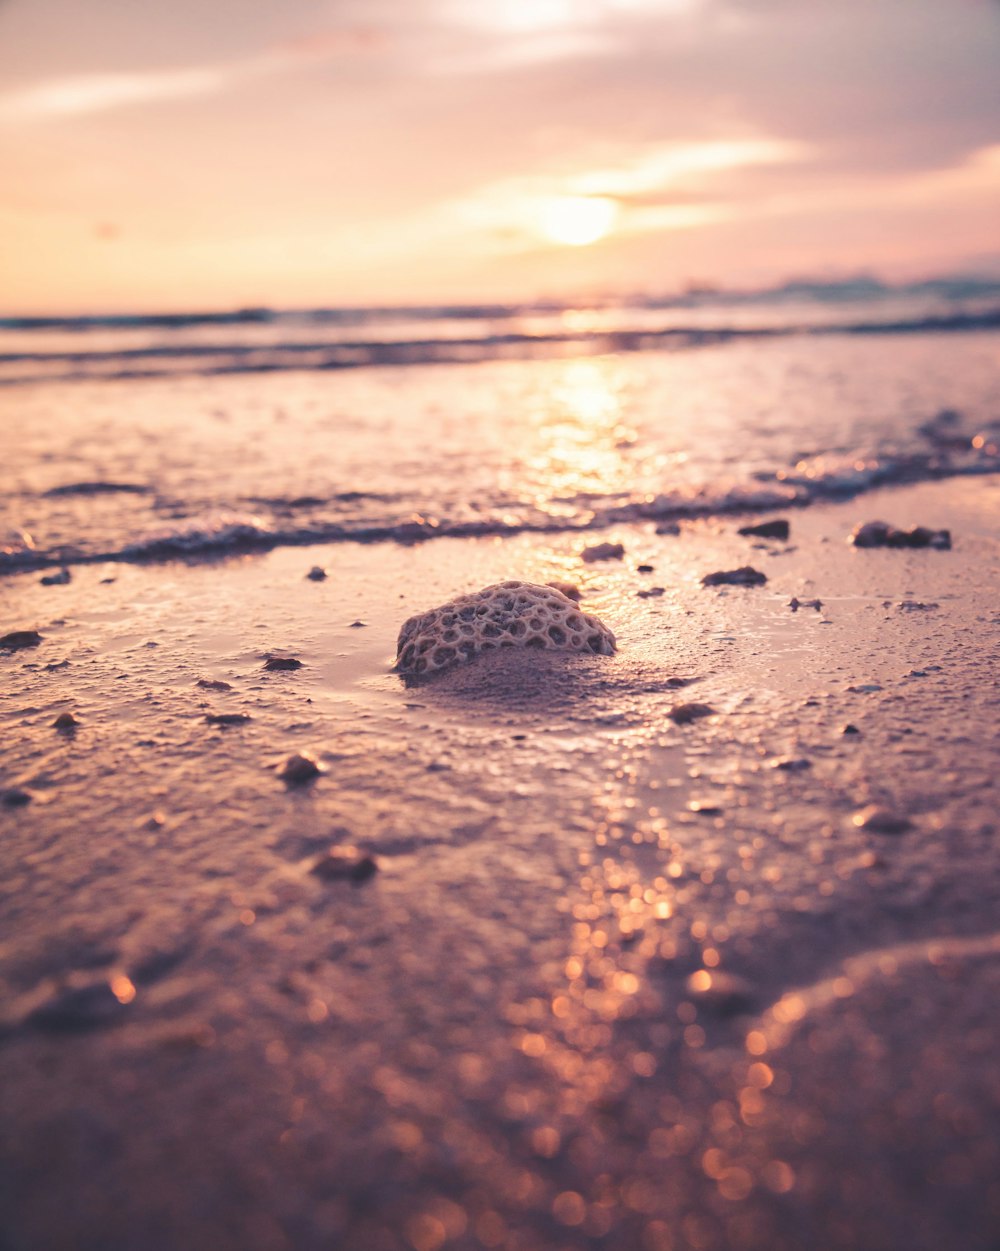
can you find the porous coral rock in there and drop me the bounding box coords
[395,581,616,676]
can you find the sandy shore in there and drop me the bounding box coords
[2,475,999,1251]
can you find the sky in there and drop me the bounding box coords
[0,0,998,313]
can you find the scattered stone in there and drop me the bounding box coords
[205,712,252,726]
[45,659,70,670]
[685,970,755,1016]
[789,596,822,612]
[395,581,615,676]
[44,481,148,497]
[701,567,767,588]
[100,577,117,584]
[670,702,716,725]
[687,799,723,815]
[279,752,322,785]
[349,620,367,628]
[853,804,912,835]
[842,724,861,735]
[52,712,79,730]
[847,683,882,694]
[1,630,42,651]
[665,676,695,688]
[637,586,665,598]
[2,787,33,807]
[546,580,581,602]
[310,847,378,884]
[655,521,680,536]
[25,979,131,1032]
[637,564,655,573]
[264,656,304,671]
[738,519,790,540]
[896,600,938,612]
[851,520,951,549]
[769,756,812,771]
[196,678,233,691]
[306,566,327,581]
[40,568,71,586]
[581,541,625,563]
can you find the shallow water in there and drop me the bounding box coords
[2,326,998,571]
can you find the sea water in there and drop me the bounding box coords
[2,284,998,572]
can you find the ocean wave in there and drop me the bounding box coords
[3,451,996,576]
[2,308,998,387]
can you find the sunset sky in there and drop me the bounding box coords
[1,0,998,313]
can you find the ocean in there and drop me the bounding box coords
[2,278,998,573]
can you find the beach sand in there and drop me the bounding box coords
[2,475,999,1251]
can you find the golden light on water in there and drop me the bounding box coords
[538,196,619,247]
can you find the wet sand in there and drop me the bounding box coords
[2,475,999,1251]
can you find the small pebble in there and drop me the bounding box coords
[636,564,655,573]
[349,620,367,629]
[2,787,33,807]
[685,970,755,1015]
[547,581,582,602]
[1,630,42,650]
[738,519,790,540]
[637,587,665,599]
[655,521,680,536]
[701,567,767,588]
[306,566,327,581]
[205,712,252,727]
[669,702,716,725]
[52,712,79,730]
[40,568,72,586]
[310,848,378,884]
[581,541,624,563]
[852,805,912,835]
[769,756,812,771]
[851,520,951,549]
[789,597,822,612]
[842,724,861,735]
[196,678,233,691]
[264,656,304,671]
[687,799,723,815]
[279,752,322,785]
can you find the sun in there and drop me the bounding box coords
[539,195,619,247]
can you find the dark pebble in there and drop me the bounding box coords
[205,712,252,726]
[685,970,755,1016]
[637,587,665,598]
[842,723,861,735]
[265,656,304,671]
[1,630,43,650]
[306,566,327,581]
[26,980,130,1032]
[196,678,233,691]
[310,849,378,884]
[851,520,951,549]
[853,804,912,835]
[53,712,79,730]
[789,596,822,612]
[701,567,767,587]
[738,519,790,540]
[349,620,367,628]
[581,541,625,563]
[2,787,33,807]
[770,756,812,770]
[40,568,72,586]
[655,521,681,535]
[279,752,322,784]
[637,564,655,573]
[670,702,716,724]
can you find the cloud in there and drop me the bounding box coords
[0,28,381,121]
